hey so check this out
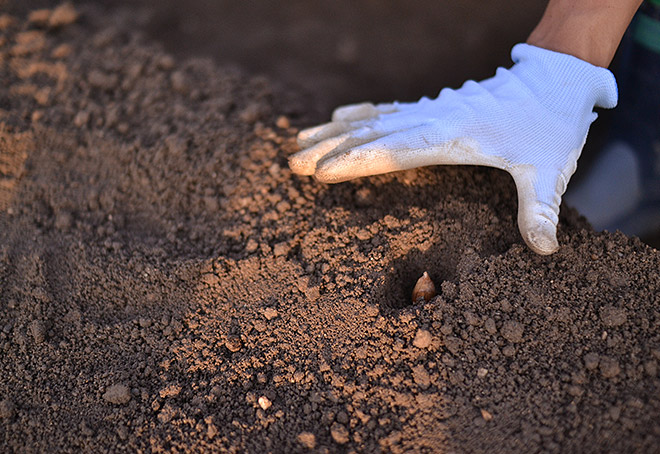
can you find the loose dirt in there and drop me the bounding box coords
[1,3,659,454]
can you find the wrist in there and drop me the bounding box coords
[526,0,643,68]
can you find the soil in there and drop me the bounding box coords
[1,2,660,454]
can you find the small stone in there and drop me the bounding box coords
[203,196,219,211]
[88,70,118,91]
[609,406,621,421]
[157,404,175,423]
[412,272,436,303]
[484,318,497,335]
[584,352,600,370]
[365,305,379,318]
[159,384,182,399]
[336,411,349,425]
[273,242,289,257]
[28,320,46,343]
[74,111,90,128]
[54,211,73,230]
[600,356,621,379]
[501,320,524,343]
[239,102,264,124]
[330,423,350,444]
[28,9,51,27]
[502,345,516,357]
[645,360,658,376]
[477,368,489,378]
[258,396,272,410]
[48,2,79,28]
[245,239,258,253]
[0,399,15,419]
[276,116,291,129]
[51,43,72,59]
[412,329,432,349]
[170,71,188,93]
[411,364,431,388]
[103,384,131,405]
[157,55,176,70]
[263,307,279,321]
[116,424,128,440]
[225,337,242,353]
[297,431,316,449]
[570,385,585,398]
[480,409,493,421]
[600,306,627,327]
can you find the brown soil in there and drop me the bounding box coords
[1,3,660,454]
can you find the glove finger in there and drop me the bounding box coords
[297,121,355,148]
[510,166,562,255]
[313,125,464,183]
[331,102,400,122]
[290,128,385,175]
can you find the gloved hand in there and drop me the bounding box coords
[289,44,618,255]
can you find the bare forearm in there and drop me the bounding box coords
[527,0,643,67]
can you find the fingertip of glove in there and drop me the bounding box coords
[522,221,559,255]
[288,155,315,176]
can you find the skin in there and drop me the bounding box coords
[528,0,644,68]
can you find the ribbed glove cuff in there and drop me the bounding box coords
[510,43,618,120]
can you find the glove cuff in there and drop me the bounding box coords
[510,43,618,119]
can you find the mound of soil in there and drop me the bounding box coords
[1,4,659,453]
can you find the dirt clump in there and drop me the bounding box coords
[0,4,659,454]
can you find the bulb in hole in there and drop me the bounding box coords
[412,271,436,303]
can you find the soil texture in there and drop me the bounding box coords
[1,3,660,454]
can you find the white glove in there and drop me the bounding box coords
[289,44,618,255]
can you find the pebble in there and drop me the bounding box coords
[88,70,118,91]
[413,329,432,349]
[480,409,493,421]
[263,307,279,320]
[225,337,242,353]
[297,432,316,449]
[484,318,497,335]
[273,242,289,257]
[276,115,290,129]
[258,396,272,411]
[583,352,600,370]
[501,320,524,343]
[51,43,72,59]
[170,71,188,94]
[49,2,79,28]
[599,306,627,327]
[336,411,349,425]
[54,211,73,230]
[159,384,182,399]
[28,319,46,344]
[477,368,489,378]
[103,384,131,405]
[0,399,15,419]
[28,9,51,27]
[502,345,516,357]
[245,239,259,253]
[411,364,431,388]
[330,423,350,444]
[600,356,621,379]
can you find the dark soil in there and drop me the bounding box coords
[1,3,659,454]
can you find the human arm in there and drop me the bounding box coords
[528,0,643,67]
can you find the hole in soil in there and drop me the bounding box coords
[373,245,460,313]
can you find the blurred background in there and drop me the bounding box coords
[7,0,548,117]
